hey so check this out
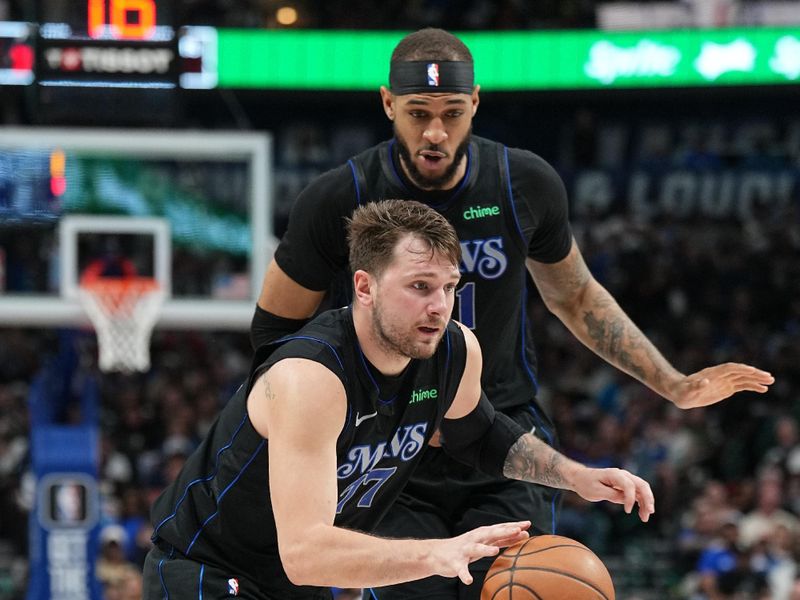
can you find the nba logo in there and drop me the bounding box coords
[228,578,239,596]
[427,63,439,87]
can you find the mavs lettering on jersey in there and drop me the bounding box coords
[460,237,508,280]
[337,423,428,479]
[335,423,428,514]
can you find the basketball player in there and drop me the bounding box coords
[250,29,774,599]
[144,201,655,600]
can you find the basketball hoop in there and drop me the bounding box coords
[78,277,165,372]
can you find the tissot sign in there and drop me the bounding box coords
[42,43,173,76]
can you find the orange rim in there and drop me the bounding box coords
[80,277,160,314]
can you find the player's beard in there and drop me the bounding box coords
[394,126,471,190]
[371,298,444,360]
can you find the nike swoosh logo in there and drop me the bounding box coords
[355,411,378,427]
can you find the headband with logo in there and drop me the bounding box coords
[389,61,474,95]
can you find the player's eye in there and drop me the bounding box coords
[412,282,428,290]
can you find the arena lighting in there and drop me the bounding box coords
[216,27,800,90]
[276,6,299,27]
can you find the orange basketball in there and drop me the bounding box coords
[482,535,615,600]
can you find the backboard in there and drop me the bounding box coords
[0,127,274,329]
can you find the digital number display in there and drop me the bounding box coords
[38,0,172,40]
[88,0,157,40]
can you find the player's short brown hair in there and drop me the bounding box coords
[391,28,473,65]
[347,199,461,277]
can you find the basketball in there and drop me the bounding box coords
[482,535,615,600]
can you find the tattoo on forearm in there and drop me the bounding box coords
[504,436,565,488]
[583,302,649,383]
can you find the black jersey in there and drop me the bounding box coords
[275,136,572,421]
[150,307,467,597]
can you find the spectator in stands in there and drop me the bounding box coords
[739,471,800,550]
[96,524,141,595]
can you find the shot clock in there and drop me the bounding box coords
[87,0,161,40]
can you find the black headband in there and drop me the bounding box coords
[389,61,474,95]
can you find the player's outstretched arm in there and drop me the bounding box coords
[527,240,774,408]
[502,435,655,522]
[249,360,529,589]
[443,325,654,522]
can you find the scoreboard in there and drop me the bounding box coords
[36,1,176,83]
[0,1,217,124]
[32,0,178,124]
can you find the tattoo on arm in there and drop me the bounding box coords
[503,435,565,488]
[264,378,276,402]
[583,308,647,382]
[539,243,672,392]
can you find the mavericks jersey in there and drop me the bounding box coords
[150,308,467,597]
[275,136,572,430]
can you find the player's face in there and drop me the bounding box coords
[383,89,478,190]
[371,235,460,360]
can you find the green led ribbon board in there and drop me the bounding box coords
[217,28,800,90]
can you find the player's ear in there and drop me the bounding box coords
[380,86,395,121]
[353,270,375,307]
[471,85,480,117]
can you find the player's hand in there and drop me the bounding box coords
[434,521,531,584]
[668,363,774,409]
[571,467,654,523]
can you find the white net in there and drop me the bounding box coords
[78,278,165,372]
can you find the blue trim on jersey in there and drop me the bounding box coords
[503,146,541,398]
[153,413,251,536]
[198,563,204,600]
[366,589,378,599]
[157,558,168,600]
[275,335,347,374]
[356,343,398,406]
[518,281,539,395]
[444,326,451,375]
[186,439,267,555]
[502,145,527,245]
[158,545,175,600]
[348,159,363,206]
[278,333,351,428]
